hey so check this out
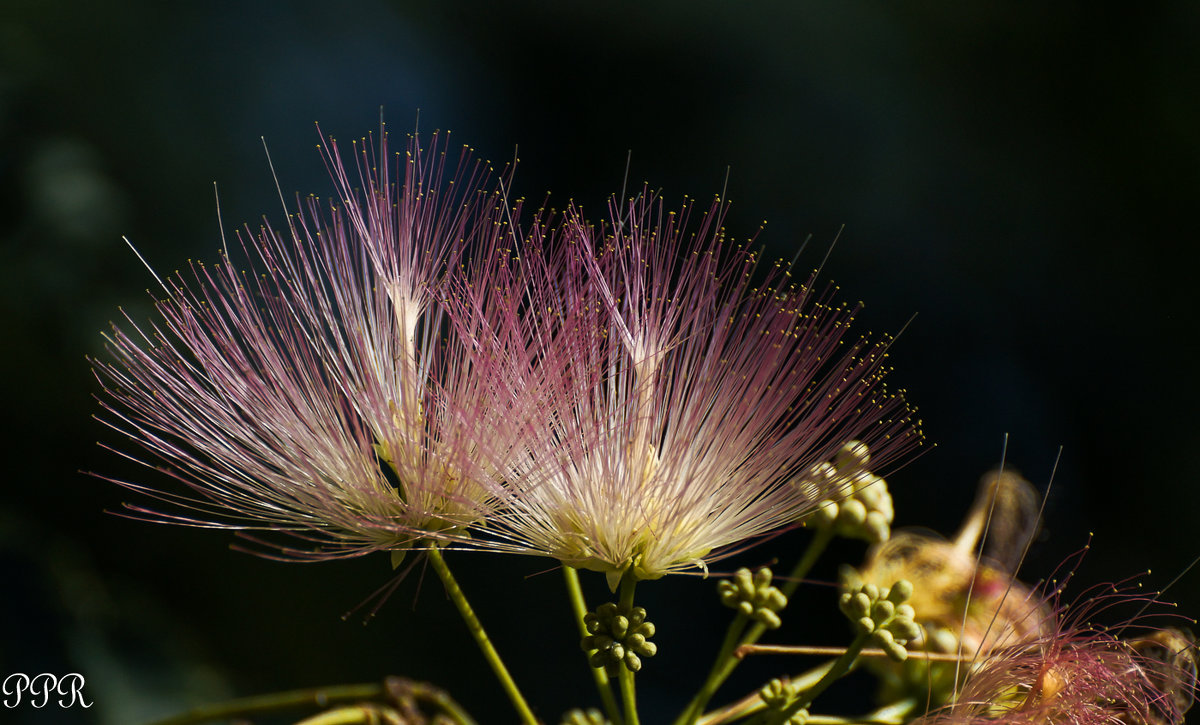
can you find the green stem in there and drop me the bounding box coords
[779,526,835,600]
[695,660,835,725]
[674,526,835,725]
[387,678,479,725]
[761,698,915,725]
[294,707,396,725]
[768,632,869,725]
[563,565,624,725]
[675,613,749,724]
[619,668,639,725]
[843,697,919,725]
[292,685,483,725]
[619,572,641,725]
[145,683,384,725]
[426,546,538,725]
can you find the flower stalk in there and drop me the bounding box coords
[694,660,836,725]
[145,683,386,725]
[618,572,642,725]
[425,546,537,725]
[564,565,625,725]
[144,678,478,725]
[762,632,870,725]
[676,526,835,725]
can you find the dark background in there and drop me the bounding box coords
[3,2,1199,723]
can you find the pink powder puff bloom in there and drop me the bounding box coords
[450,189,923,588]
[91,127,520,561]
[911,570,1197,725]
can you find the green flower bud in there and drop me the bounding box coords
[883,639,908,662]
[930,627,958,653]
[580,600,657,673]
[813,499,839,526]
[760,609,783,630]
[719,566,788,627]
[807,443,895,542]
[759,680,809,724]
[841,498,868,526]
[612,615,629,639]
[865,511,890,543]
[887,579,914,603]
[561,708,608,725]
[591,634,615,650]
[875,628,896,648]
[811,461,838,481]
[765,589,787,611]
[894,619,922,642]
[839,575,919,661]
[835,440,870,472]
[760,678,791,707]
[839,591,870,618]
[754,567,773,589]
[737,568,755,599]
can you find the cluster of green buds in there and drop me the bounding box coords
[717,567,788,629]
[759,679,809,724]
[581,602,657,675]
[839,579,920,662]
[804,441,894,543]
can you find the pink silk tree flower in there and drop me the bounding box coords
[911,574,1196,725]
[450,189,923,588]
[92,128,521,561]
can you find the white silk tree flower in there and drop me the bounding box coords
[92,128,520,561]
[451,189,923,588]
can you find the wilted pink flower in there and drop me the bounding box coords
[450,189,922,587]
[912,572,1196,725]
[856,470,1050,662]
[92,128,519,560]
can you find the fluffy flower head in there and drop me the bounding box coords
[912,566,1197,725]
[457,189,922,586]
[92,127,517,560]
